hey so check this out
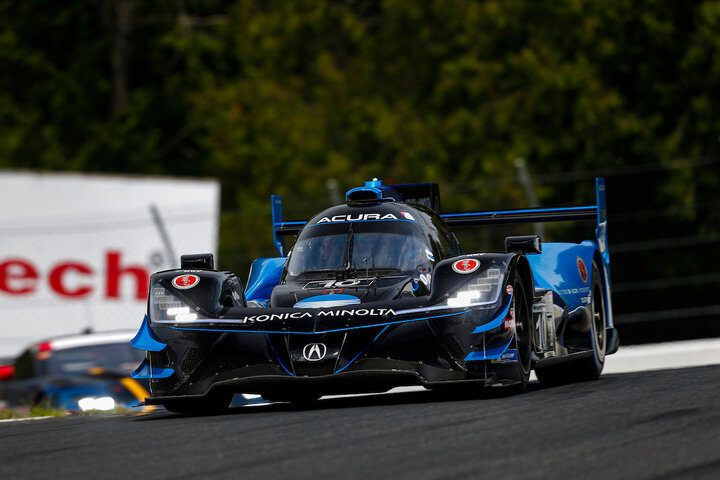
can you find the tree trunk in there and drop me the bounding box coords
[112,0,132,115]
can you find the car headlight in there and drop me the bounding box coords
[78,396,116,412]
[447,268,504,307]
[150,286,198,322]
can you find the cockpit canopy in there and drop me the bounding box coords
[284,219,433,282]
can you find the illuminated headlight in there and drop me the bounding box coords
[166,306,198,321]
[447,268,504,307]
[78,396,116,412]
[150,286,198,322]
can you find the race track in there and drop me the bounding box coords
[2,365,719,480]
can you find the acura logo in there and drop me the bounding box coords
[302,343,327,361]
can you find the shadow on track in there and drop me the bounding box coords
[133,381,557,421]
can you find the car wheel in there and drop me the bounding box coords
[511,272,533,391]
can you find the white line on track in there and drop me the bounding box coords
[603,337,720,374]
[0,416,53,423]
[323,338,720,400]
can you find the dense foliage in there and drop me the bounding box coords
[1,1,719,339]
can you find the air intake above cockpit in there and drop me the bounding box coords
[345,178,440,211]
[345,178,395,204]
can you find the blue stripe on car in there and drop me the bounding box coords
[464,337,514,361]
[471,296,512,334]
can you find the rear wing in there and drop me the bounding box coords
[439,178,609,269]
[271,178,608,260]
[440,178,607,227]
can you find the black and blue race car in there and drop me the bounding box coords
[131,179,619,413]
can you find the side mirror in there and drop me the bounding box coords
[180,253,215,270]
[505,235,542,254]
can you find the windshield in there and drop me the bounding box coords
[286,221,432,279]
[42,343,145,376]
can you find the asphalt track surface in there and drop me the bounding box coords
[1,365,719,480]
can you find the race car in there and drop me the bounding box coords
[0,331,151,412]
[131,179,619,413]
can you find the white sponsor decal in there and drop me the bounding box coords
[303,278,376,290]
[311,279,363,288]
[303,343,327,361]
[315,308,395,317]
[234,308,396,324]
[316,213,408,223]
[558,287,591,295]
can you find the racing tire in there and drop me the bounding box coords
[509,272,533,392]
[535,262,606,385]
[162,391,233,415]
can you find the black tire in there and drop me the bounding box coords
[510,272,533,391]
[535,262,606,385]
[162,391,233,415]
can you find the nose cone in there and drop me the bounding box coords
[294,294,361,309]
[288,333,345,376]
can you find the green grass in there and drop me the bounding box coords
[0,403,134,419]
[0,403,67,420]
[0,408,21,420]
[28,403,67,417]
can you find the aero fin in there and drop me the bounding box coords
[464,338,514,361]
[130,315,167,352]
[131,358,174,380]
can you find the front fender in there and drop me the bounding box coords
[429,253,514,306]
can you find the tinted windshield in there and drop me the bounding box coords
[42,343,145,376]
[286,221,432,279]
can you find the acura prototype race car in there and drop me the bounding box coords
[131,179,619,413]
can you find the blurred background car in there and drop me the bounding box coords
[0,331,151,412]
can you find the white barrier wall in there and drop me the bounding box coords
[0,172,220,356]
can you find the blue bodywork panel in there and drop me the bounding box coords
[527,242,597,312]
[245,257,285,303]
[132,358,174,379]
[471,295,512,334]
[130,315,167,352]
[295,294,361,308]
[464,337,514,361]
